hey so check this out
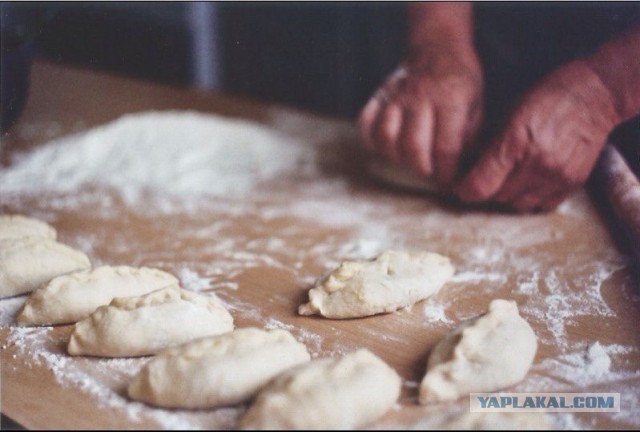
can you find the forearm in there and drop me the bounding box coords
[585,25,640,123]
[407,2,475,55]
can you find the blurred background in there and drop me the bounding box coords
[1,1,406,122]
[2,1,640,125]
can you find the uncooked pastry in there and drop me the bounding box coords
[299,250,454,319]
[17,266,179,326]
[68,286,234,357]
[239,349,401,429]
[419,299,537,404]
[407,410,551,430]
[128,327,311,408]
[368,157,441,194]
[0,215,57,240]
[0,238,91,299]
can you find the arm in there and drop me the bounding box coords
[586,25,640,123]
[358,2,483,188]
[407,3,475,53]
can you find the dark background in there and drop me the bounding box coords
[2,2,406,120]
[2,1,639,121]
[0,2,639,428]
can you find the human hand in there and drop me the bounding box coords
[455,60,621,212]
[358,44,483,188]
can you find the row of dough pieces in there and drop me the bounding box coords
[1,215,547,429]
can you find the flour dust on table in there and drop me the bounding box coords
[0,111,318,212]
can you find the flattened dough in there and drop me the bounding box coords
[0,238,91,299]
[368,157,441,194]
[17,266,179,326]
[128,327,311,408]
[239,349,401,430]
[68,286,234,357]
[0,215,57,240]
[420,299,537,404]
[299,250,454,319]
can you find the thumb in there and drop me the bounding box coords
[455,137,519,203]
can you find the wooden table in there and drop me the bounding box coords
[1,61,639,429]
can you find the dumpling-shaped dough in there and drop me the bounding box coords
[299,250,454,319]
[420,299,537,404]
[239,349,401,430]
[17,266,179,326]
[68,286,233,357]
[0,238,91,299]
[0,214,57,240]
[128,327,311,408]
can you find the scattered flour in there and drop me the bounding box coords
[525,343,639,388]
[422,302,452,324]
[0,296,26,326]
[5,325,236,429]
[1,110,638,428]
[178,267,212,291]
[450,271,507,284]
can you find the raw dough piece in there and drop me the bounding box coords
[68,286,234,357]
[408,410,551,430]
[0,215,57,240]
[239,349,401,430]
[299,250,454,319]
[0,238,91,299]
[17,266,179,326]
[128,327,311,408]
[420,299,537,404]
[368,157,441,194]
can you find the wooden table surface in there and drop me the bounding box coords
[1,61,639,430]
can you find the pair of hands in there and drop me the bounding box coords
[358,44,620,212]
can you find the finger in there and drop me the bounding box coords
[433,105,467,187]
[540,192,572,212]
[398,104,434,176]
[455,136,520,203]
[491,156,545,204]
[374,103,403,163]
[512,187,561,212]
[358,97,383,152]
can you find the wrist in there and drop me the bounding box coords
[565,59,622,130]
[584,26,640,122]
[407,2,475,57]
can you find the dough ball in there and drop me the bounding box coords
[299,250,454,319]
[68,286,234,357]
[128,327,310,409]
[17,266,179,326]
[420,299,537,404]
[0,238,91,299]
[367,157,441,194]
[0,214,57,241]
[239,349,401,430]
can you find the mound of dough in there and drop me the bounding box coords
[299,250,454,319]
[367,157,441,194]
[420,299,537,404]
[17,266,179,326]
[68,286,234,357]
[0,238,91,299]
[239,349,401,430]
[128,327,311,409]
[0,215,57,240]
